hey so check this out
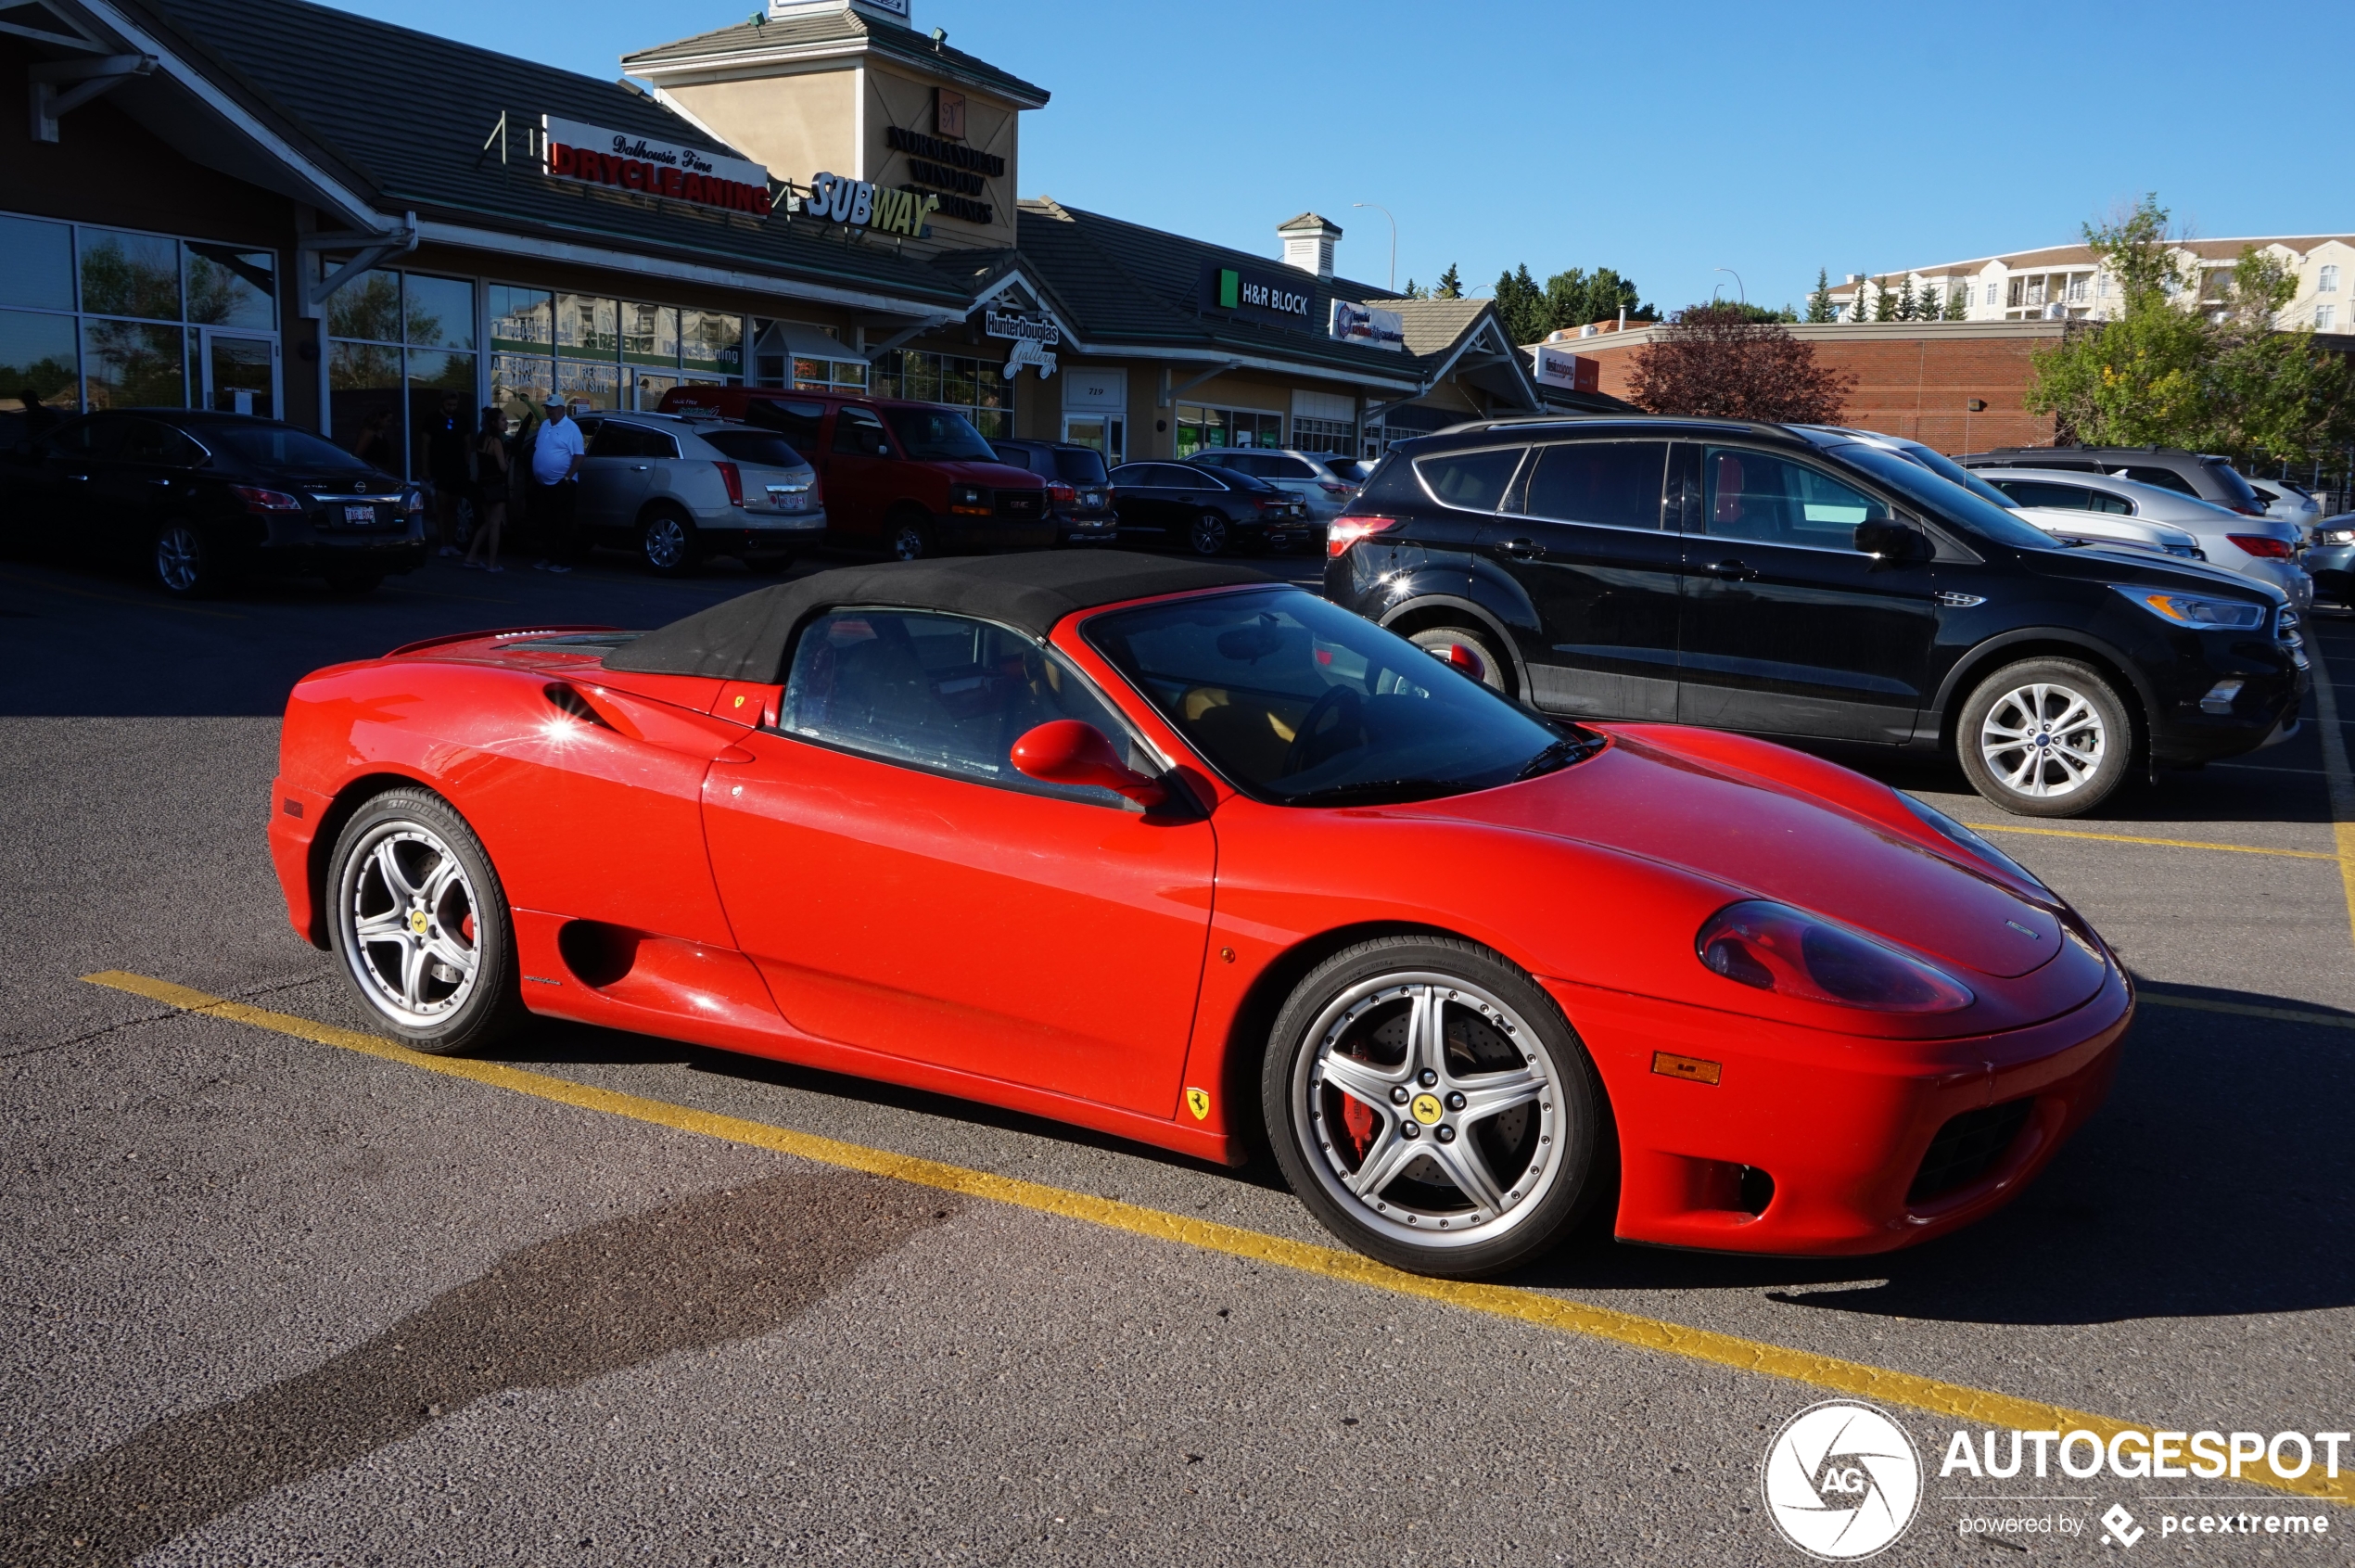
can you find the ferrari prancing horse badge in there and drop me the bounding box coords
[1185,1087,1211,1120]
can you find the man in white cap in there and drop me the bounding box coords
[530,396,586,573]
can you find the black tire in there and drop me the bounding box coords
[323,568,383,596]
[1955,657,2132,818]
[1261,937,1607,1278]
[1406,624,1511,696]
[325,790,526,1054]
[152,521,221,598]
[1190,509,1230,556]
[639,507,697,577]
[888,513,934,562]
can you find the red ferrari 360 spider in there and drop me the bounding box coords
[269,553,2127,1276]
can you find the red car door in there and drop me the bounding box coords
[702,607,1216,1117]
[819,403,893,545]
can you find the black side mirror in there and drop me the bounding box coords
[1855,519,1928,564]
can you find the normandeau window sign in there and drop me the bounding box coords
[541,115,773,217]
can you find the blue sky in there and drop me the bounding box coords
[321,0,2345,313]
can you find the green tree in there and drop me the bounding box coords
[1679,300,1798,324]
[1805,269,1836,324]
[1942,283,1967,321]
[1873,277,1898,322]
[1896,276,1920,322]
[1433,264,1463,300]
[1492,263,1549,345]
[2026,195,2355,465]
[1398,278,1430,300]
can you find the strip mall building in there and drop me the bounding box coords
[1,0,1611,478]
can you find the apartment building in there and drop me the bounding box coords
[1831,236,2354,332]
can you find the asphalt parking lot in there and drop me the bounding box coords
[3,548,2351,1566]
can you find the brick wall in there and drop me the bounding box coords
[1565,322,2065,453]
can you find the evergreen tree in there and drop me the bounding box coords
[1874,277,1899,322]
[1805,269,1836,324]
[1895,276,1918,322]
[1493,263,1549,345]
[1943,284,1967,321]
[1433,264,1462,300]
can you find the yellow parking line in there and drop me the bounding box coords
[1961,822,2337,860]
[0,569,245,620]
[80,968,2353,1507]
[2310,641,2355,953]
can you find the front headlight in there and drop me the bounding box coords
[2108,584,2268,629]
[2319,528,2355,545]
[1899,792,2044,889]
[1695,901,1974,1013]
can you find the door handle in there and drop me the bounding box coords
[65,472,89,482]
[628,465,651,472]
[1708,559,1758,580]
[148,478,175,487]
[1501,537,1545,559]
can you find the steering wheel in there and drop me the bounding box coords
[1280,685,1366,777]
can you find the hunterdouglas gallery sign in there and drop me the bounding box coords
[1198,261,1315,329]
[542,116,771,216]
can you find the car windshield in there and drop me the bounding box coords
[210,424,375,472]
[1085,587,1594,807]
[883,405,998,461]
[1890,441,2018,509]
[1831,443,2060,552]
[2201,460,2264,512]
[1053,448,1109,484]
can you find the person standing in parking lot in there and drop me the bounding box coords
[530,397,585,575]
[426,392,470,558]
[464,406,512,573]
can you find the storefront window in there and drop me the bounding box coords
[682,309,744,380]
[0,211,283,415]
[872,349,1010,438]
[1292,415,1356,455]
[622,302,678,367]
[325,264,477,476]
[555,293,617,357]
[1175,403,1282,458]
[490,289,740,421]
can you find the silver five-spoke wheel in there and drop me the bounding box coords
[642,513,691,574]
[338,821,483,1028]
[1299,974,1560,1247]
[1979,682,2105,798]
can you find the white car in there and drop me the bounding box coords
[1800,427,2209,564]
[1189,448,1358,521]
[1977,468,2311,610]
[572,411,824,575]
[2248,478,2323,529]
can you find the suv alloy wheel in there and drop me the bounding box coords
[1957,657,2132,817]
[641,508,695,576]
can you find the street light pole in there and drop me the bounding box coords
[1354,202,1396,292]
[1715,266,1746,304]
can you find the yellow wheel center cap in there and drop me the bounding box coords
[409,910,430,935]
[1410,1092,1445,1126]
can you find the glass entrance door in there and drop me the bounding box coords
[202,332,277,418]
[1062,414,1123,464]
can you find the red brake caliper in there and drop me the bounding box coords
[1340,1088,1376,1161]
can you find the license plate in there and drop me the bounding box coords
[767,489,807,512]
[343,504,376,525]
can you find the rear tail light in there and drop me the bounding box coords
[2226,534,2294,559]
[1049,482,1077,504]
[1318,480,1350,496]
[2231,504,2269,517]
[714,461,744,507]
[1695,900,1973,1013]
[1326,516,1401,558]
[231,484,302,515]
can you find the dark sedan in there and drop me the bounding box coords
[1106,458,1310,555]
[1,408,425,597]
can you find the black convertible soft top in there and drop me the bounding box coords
[603,551,1274,682]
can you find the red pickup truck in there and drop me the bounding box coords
[658,387,1050,559]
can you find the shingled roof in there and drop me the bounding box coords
[1012,199,1470,389]
[128,0,975,309]
[622,10,1049,108]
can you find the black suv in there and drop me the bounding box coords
[987,439,1116,543]
[1,408,424,596]
[1959,446,2269,517]
[1325,417,2308,817]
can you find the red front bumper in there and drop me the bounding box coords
[1547,961,2130,1256]
[268,777,332,949]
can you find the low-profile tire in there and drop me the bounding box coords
[325,790,526,1054]
[639,507,697,577]
[153,521,221,598]
[1955,657,2132,818]
[1406,624,1511,695]
[1190,509,1230,556]
[1262,937,1607,1279]
[888,513,934,562]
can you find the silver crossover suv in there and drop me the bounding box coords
[573,411,823,575]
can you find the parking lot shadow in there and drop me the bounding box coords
[1516,979,2355,1325]
[0,1171,954,1568]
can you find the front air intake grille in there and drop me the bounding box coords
[1908,1100,2033,1204]
[996,491,1043,519]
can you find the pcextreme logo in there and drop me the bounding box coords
[1761,1400,1924,1560]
